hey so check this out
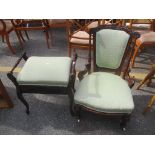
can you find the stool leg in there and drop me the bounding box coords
[17,91,30,114]
[143,95,155,115]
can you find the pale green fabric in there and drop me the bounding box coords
[17,57,72,87]
[96,29,130,69]
[74,72,134,113]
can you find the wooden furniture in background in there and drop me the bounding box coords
[66,19,101,58]
[0,19,23,54]
[125,19,155,67]
[136,64,155,90]
[46,19,68,45]
[143,95,155,115]
[0,79,13,109]
[11,19,51,49]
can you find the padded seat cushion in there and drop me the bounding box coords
[126,23,151,30]
[87,21,99,30]
[74,72,134,113]
[17,57,72,87]
[70,31,93,45]
[138,32,155,43]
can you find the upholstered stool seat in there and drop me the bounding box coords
[74,72,134,113]
[17,57,72,87]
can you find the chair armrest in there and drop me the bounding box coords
[70,52,78,76]
[9,52,28,74]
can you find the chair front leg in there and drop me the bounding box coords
[120,114,130,131]
[17,89,30,114]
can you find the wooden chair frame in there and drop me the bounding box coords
[71,25,140,130]
[66,19,101,58]
[11,19,51,49]
[126,19,155,67]
[7,52,77,114]
[0,19,23,54]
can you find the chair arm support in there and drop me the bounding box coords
[9,52,28,74]
[71,52,78,76]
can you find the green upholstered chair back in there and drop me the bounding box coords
[96,29,130,69]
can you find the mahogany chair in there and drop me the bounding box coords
[70,25,140,130]
[11,19,51,49]
[126,19,155,67]
[0,19,23,54]
[7,52,77,114]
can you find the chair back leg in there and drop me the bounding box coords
[5,34,15,54]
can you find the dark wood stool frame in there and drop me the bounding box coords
[7,52,77,114]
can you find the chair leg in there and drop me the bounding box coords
[24,30,30,40]
[120,114,130,131]
[136,68,155,90]
[15,30,24,49]
[17,90,30,114]
[2,35,5,42]
[68,45,72,57]
[143,95,155,115]
[131,43,141,68]
[5,34,15,54]
[18,31,26,42]
[44,30,50,49]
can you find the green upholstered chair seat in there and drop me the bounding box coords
[17,57,72,87]
[74,72,134,113]
[96,29,130,69]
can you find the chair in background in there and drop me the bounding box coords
[126,19,155,67]
[46,19,68,45]
[7,52,77,114]
[0,19,23,54]
[66,19,101,58]
[70,25,140,130]
[11,19,51,49]
[136,64,155,90]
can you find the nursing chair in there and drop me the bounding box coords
[71,25,140,130]
[7,52,77,114]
